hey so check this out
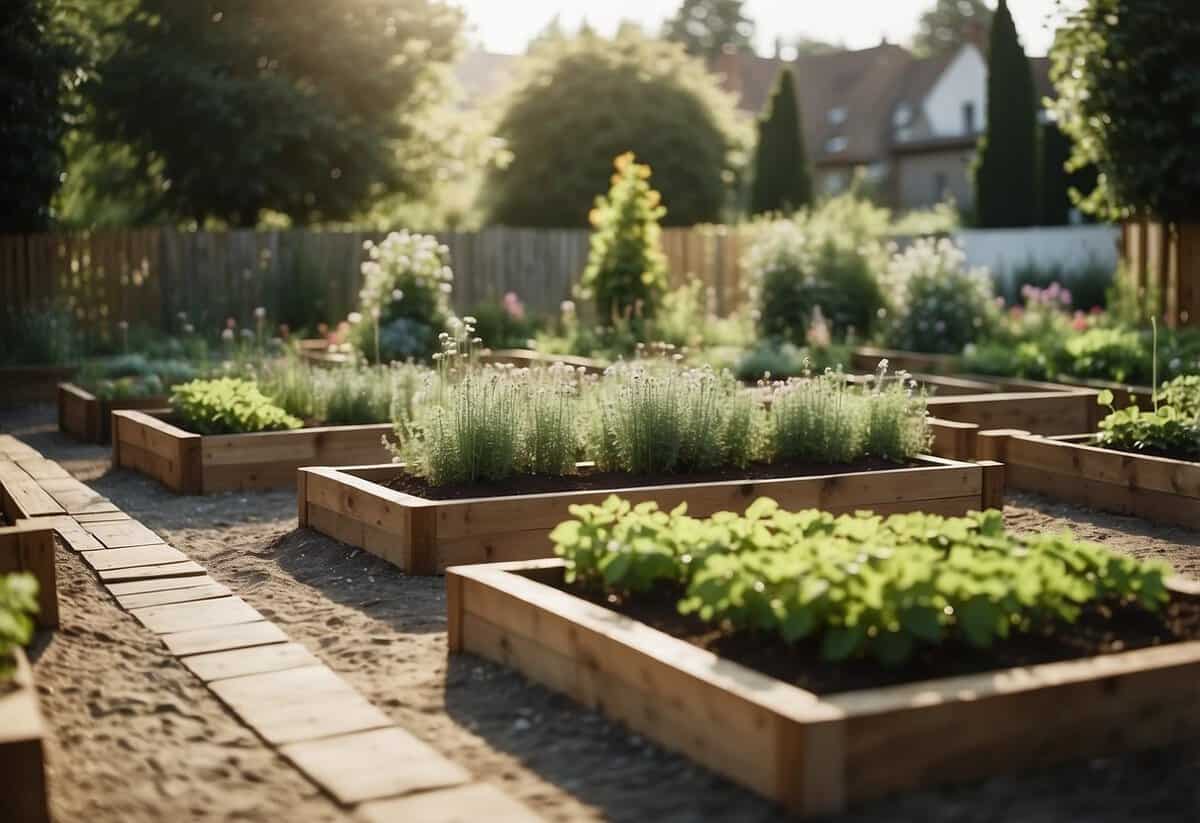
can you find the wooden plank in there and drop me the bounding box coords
[130,596,263,635]
[926,391,1094,435]
[0,526,59,628]
[161,620,288,657]
[15,458,72,482]
[97,560,206,583]
[279,726,470,805]
[0,435,40,461]
[0,650,50,823]
[179,642,319,683]
[0,462,64,519]
[1007,434,1200,499]
[1007,463,1200,530]
[83,544,190,572]
[86,519,163,549]
[207,665,392,745]
[73,511,131,524]
[356,783,539,823]
[114,582,231,610]
[106,574,220,597]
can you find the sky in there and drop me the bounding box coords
[451,0,1064,57]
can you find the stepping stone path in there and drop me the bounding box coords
[0,433,540,820]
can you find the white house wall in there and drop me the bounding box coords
[922,45,987,137]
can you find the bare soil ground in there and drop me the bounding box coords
[5,402,1200,822]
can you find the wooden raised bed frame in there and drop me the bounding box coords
[0,648,51,823]
[0,365,76,408]
[448,559,1200,816]
[0,524,59,629]
[923,387,1100,461]
[978,429,1200,530]
[58,382,169,444]
[298,456,1003,575]
[112,409,393,494]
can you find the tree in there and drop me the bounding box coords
[913,0,993,58]
[662,0,754,63]
[749,68,811,215]
[972,0,1037,227]
[0,0,73,233]
[1052,0,1200,221]
[484,30,745,228]
[581,152,669,321]
[86,0,461,227]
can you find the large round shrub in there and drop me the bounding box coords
[884,238,998,355]
[483,30,745,227]
[353,231,453,362]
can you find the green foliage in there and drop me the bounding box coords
[661,0,754,63]
[768,365,931,464]
[1005,259,1112,312]
[0,573,39,681]
[469,293,539,350]
[750,68,812,215]
[484,28,745,227]
[1157,375,1200,418]
[258,360,426,427]
[352,231,453,363]
[552,497,1172,666]
[580,153,669,323]
[745,201,887,343]
[884,238,998,354]
[731,340,850,382]
[0,0,73,232]
[76,354,199,400]
[585,362,759,475]
[913,0,993,58]
[1038,121,1098,227]
[1051,0,1200,221]
[171,378,302,435]
[1097,389,1200,461]
[0,307,80,365]
[87,0,461,226]
[972,0,1037,227]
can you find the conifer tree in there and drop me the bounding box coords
[750,68,812,215]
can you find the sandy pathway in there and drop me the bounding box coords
[6,403,1200,822]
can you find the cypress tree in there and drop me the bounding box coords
[972,0,1037,227]
[1038,121,1071,226]
[750,68,812,215]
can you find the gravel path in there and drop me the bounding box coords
[5,403,1199,822]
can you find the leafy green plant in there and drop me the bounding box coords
[0,573,39,681]
[1157,375,1200,418]
[1096,387,1200,461]
[580,152,669,324]
[171,378,302,435]
[883,238,998,355]
[552,496,1172,666]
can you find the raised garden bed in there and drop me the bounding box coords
[58,382,169,444]
[297,338,354,368]
[0,523,59,629]
[0,647,51,823]
[447,558,1200,816]
[113,409,393,494]
[852,345,1154,411]
[0,365,77,408]
[979,429,1200,530]
[479,348,608,374]
[923,388,1100,461]
[298,456,1003,575]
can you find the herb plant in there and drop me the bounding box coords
[0,573,39,681]
[1096,386,1200,461]
[171,378,303,435]
[551,496,1171,666]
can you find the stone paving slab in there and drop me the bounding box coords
[130,596,263,635]
[161,620,289,657]
[115,582,231,610]
[281,726,470,806]
[83,544,190,572]
[86,520,163,549]
[97,560,206,583]
[180,642,319,683]
[209,665,393,746]
[356,783,540,823]
[105,574,221,597]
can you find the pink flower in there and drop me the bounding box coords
[225,316,237,330]
[502,291,526,321]
[1071,311,1088,332]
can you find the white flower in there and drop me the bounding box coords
[254,306,266,319]
[221,328,234,342]
[439,283,452,293]
[392,289,404,301]
[348,312,363,324]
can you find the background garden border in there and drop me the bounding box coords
[58,382,169,444]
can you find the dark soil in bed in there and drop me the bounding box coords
[385,456,921,500]
[563,580,1200,696]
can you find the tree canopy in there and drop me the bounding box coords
[913,0,993,58]
[1051,0,1200,221]
[749,68,812,215]
[85,0,461,227]
[662,0,754,63]
[972,0,1037,227]
[483,30,745,228]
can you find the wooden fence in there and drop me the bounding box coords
[0,226,744,338]
[1121,220,1200,327]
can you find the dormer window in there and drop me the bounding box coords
[825,136,848,154]
[962,101,976,134]
[828,106,847,126]
[893,103,912,128]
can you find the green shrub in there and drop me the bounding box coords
[580,153,669,324]
[0,573,39,681]
[584,362,759,475]
[469,293,538,350]
[551,497,1171,666]
[883,238,998,355]
[0,307,79,366]
[76,355,200,401]
[352,231,452,363]
[1006,260,1113,312]
[171,378,302,435]
[732,340,850,382]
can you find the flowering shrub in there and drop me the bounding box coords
[468,291,538,350]
[353,231,454,362]
[883,238,998,355]
[745,213,885,345]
